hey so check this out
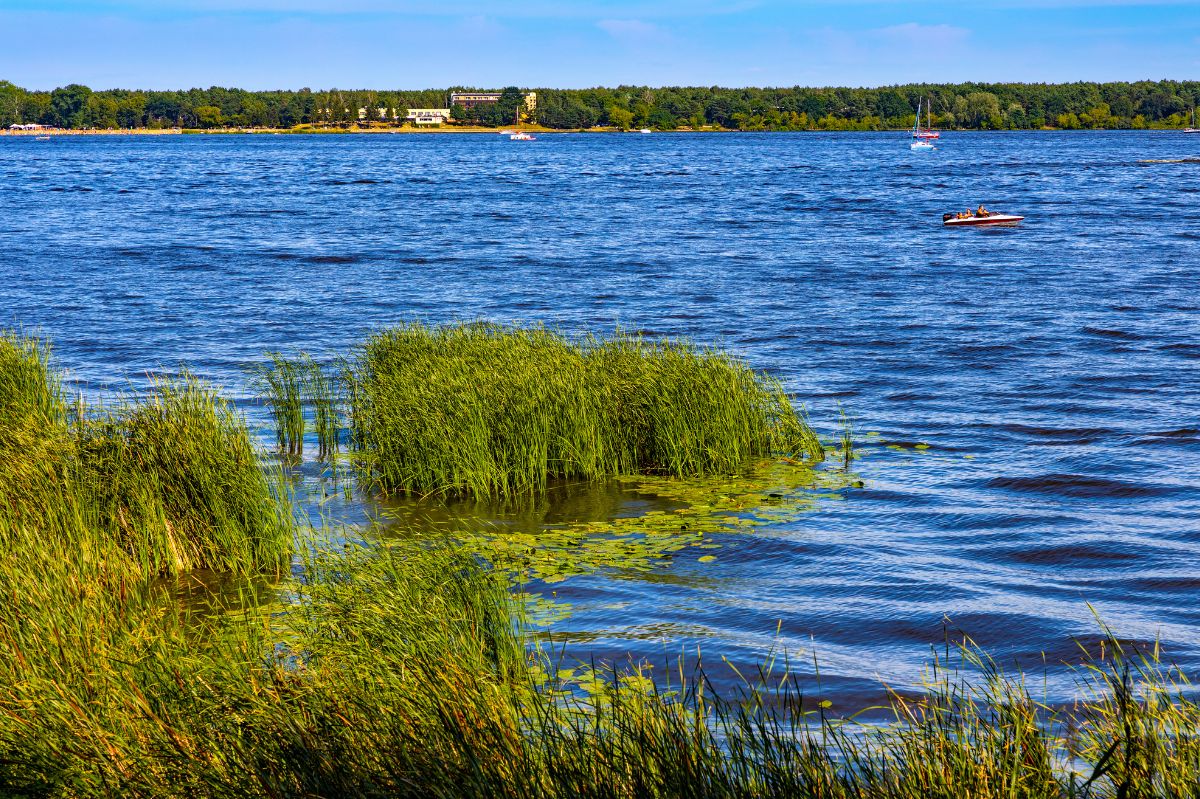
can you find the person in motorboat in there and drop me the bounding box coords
[976,204,988,217]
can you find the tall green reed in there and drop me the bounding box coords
[250,353,342,460]
[250,352,306,456]
[1,331,292,578]
[351,323,825,498]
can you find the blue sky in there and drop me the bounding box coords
[1,1,1197,90]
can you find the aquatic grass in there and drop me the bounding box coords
[0,333,73,515]
[352,323,824,498]
[72,375,294,575]
[251,352,343,460]
[3,523,1200,797]
[0,331,292,579]
[250,351,306,457]
[306,357,342,459]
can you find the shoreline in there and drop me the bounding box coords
[5,125,1198,137]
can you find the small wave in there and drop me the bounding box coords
[1081,326,1142,340]
[885,391,936,402]
[324,178,385,186]
[1000,543,1140,567]
[996,423,1113,444]
[304,255,362,265]
[985,473,1178,498]
[1142,427,1199,439]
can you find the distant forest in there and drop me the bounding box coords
[2,80,1198,131]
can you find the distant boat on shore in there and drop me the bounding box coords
[509,105,536,141]
[1185,108,1199,134]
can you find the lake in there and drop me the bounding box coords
[2,130,1198,707]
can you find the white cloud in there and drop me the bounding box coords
[459,14,503,38]
[597,18,661,39]
[869,22,970,49]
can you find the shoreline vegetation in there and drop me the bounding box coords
[6,124,1200,137]
[2,79,1198,133]
[4,326,1200,796]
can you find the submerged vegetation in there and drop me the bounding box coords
[3,327,1200,797]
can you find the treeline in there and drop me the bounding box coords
[2,79,1198,131]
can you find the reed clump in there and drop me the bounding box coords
[350,323,823,497]
[72,376,293,574]
[0,331,291,578]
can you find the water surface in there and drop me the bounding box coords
[3,131,1198,704]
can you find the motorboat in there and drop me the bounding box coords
[943,210,1024,227]
[639,128,652,134]
[911,139,935,151]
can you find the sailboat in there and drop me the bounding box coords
[910,99,935,150]
[509,102,536,141]
[1185,108,1199,134]
[914,98,940,139]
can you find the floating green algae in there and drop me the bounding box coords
[382,456,859,590]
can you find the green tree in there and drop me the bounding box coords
[49,84,92,128]
[964,92,1002,128]
[496,86,525,126]
[195,105,223,128]
[87,95,119,129]
[0,81,24,126]
[607,106,634,130]
[116,95,146,128]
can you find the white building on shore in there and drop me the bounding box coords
[405,109,452,126]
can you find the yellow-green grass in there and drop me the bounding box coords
[0,332,292,577]
[1,525,1197,798]
[350,323,824,498]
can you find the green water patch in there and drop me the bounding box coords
[380,455,859,598]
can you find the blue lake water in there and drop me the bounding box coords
[2,131,1198,706]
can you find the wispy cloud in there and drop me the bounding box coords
[869,22,970,48]
[597,19,662,39]
[459,14,503,38]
